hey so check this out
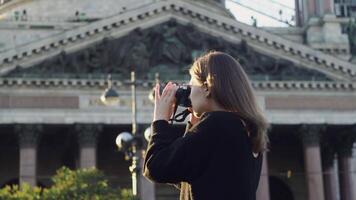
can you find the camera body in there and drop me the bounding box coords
[175,84,192,107]
[150,83,192,108]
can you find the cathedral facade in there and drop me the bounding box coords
[0,0,355,200]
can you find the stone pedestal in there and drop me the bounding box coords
[15,124,42,187]
[76,124,102,169]
[306,14,350,60]
[300,125,325,200]
[300,0,335,25]
[256,152,270,200]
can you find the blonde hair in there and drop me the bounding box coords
[189,51,269,153]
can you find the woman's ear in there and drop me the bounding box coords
[203,82,211,98]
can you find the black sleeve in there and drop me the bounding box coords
[143,115,218,184]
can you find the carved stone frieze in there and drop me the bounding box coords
[4,20,331,81]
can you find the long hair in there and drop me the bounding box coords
[189,51,269,153]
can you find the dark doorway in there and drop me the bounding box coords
[269,176,294,200]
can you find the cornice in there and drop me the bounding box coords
[0,77,355,92]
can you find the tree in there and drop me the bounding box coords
[0,167,137,200]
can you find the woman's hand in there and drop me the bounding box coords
[153,82,178,122]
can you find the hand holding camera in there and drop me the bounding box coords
[153,82,192,123]
[153,82,178,122]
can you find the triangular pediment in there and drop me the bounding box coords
[0,0,355,81]
[4,20,332,81]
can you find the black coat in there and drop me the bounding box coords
[143,111,263,200]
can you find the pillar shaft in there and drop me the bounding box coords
[256,152,270,200]
[15,124,42,187]
[80,147,96,169]
[304,146,325,200]
[323,0,334,14]
[76,124,102,169]
[352,143,356,200]
[336,130,356,200]
[301,125,325,200]
[19,147,37,186]
[338,156,354,200]
[321,132,340,200]
[307,0,317,18]
[323,158,339,200]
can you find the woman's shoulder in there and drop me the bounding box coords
[199,111,245,129]
[202,111,243,121]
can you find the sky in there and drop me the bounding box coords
[225,0,296,27]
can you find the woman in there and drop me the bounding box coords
[143,51,269,200]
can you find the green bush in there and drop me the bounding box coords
[0,184,42,200]
[0,167,137,200]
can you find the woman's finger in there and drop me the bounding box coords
[165,85,176,100]
[169,85,177,99]
[161,82,172,97]
[165,85,177,103]
[154,83,160,103]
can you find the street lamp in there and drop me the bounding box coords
[101,71,144,197]
[100,74,119,106]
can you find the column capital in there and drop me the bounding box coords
[335,127,356,157]
[321,132,337,168]
[75,124,102,147]
[14,124,42,147]
[299,124,326,147]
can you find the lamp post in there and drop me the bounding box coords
[101,71,142,197]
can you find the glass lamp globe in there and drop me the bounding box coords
[101,87,119,106]
[144,127,152,141]
[115,132,134,150]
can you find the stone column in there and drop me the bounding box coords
[256,152,270,200]
[300,125,325,200]
[321,133,339,200]
[76,124,102,169]
[323,0,334,14]
[336,130,356,200]
[352,143,356,200]
[307,0,317,18]
[15,124,42,187]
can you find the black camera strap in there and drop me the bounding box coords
[169,105,191,124]
[173,109,191,122]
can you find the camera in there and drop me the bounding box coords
[175,84,192,107]
[149,83,192,108]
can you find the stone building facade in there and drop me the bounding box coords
[0,0,355,200]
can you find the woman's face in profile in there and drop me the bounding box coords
[189,76,209,118]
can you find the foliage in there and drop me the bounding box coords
[0,167,137,200]
[0,184,42,200]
